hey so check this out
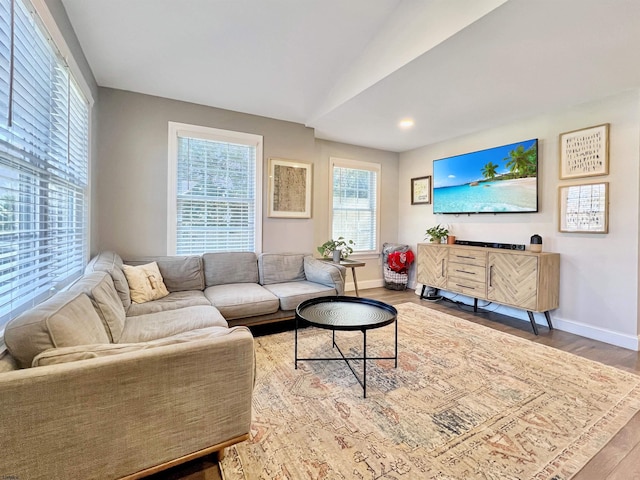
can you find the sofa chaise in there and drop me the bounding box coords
[0,251,345,479]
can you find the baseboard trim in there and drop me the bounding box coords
[344,279,384,292]
[413,287,639,351]
[552,317,640,351]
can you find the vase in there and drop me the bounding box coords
[447,235,456,245]
[332,250,342,262]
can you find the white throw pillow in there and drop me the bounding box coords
[122,262,170,304]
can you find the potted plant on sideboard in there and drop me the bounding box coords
[425,224,449,244]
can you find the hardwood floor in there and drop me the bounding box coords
[147,287,640,480]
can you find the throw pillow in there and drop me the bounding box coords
[122,262,170,304]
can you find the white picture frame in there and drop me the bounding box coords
[268,158,312,218]
[559,182,609,233]
[559,123,609,179]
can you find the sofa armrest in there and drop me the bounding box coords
[0,327,254,480]
[304,256,346,295]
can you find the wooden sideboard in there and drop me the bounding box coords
[417,242,560,334]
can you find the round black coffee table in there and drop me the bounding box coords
[295,296,398,398]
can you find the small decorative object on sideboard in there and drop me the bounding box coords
[530,234,543,253]
[317,237,355,261]
[425,224,449,244]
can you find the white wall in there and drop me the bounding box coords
[399,90,640,349]
[97,88,316,258]
[96,89,400,292]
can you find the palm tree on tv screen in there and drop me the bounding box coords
[505,144,537,178]
[481,161,499,180]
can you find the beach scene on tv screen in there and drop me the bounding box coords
[433,139,538,213]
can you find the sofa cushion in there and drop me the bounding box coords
[125,255,205,292]
[258,253,306,285]
[86,251,132,309]
[204,283,279,320]
[68,271,127,343]
[4,292,110,369]
[118,305,228,343]
[32,326,243,367]
[126,290,211,317]
[122,262,170,304]
[263,281,336,311]
[203,252,259,286]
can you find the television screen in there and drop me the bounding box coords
[433,138,538,214]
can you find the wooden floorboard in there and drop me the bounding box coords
[146,287,640,480]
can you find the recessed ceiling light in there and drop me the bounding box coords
[399,119,414,128]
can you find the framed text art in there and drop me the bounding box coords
[559,123,609,179]
[411,176,431,205]
[268,158,312,218]
[559,182,609,234]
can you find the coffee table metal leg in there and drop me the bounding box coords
[395,318,398,368]
[363,330,367,398]
[294,316,298,369]
[295,318,396,398]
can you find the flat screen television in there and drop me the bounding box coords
[433,138,538,214]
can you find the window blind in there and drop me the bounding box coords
[175,134,257,254]
[331,158,380,253]
[0,0,89,329]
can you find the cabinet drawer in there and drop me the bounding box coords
[448,263,485,282]
[449,249,486,267]
[447,276,486,296]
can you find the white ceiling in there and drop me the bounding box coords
[61,0,640,153]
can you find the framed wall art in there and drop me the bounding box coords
[559,123,609,179]
[558,182,609,233]
[411,176,431,205]
[268,158,312,218]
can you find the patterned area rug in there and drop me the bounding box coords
[220,302,640,479]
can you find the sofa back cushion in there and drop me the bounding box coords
[86,251,131,309]
[4,292,110,368]
[203,252,259,286]
[258,253,306,285]
[68,271,127,343]
[124,255,205,292]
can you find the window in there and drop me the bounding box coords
[168,122,263,255]
[0,0,90,331]
[330,157,380,254]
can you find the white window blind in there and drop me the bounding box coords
[168,123,263,255]
[0,0,89,329]
[330,157,380,254]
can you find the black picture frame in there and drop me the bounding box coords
[411,176,431,205]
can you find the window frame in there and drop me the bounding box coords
[167,122,263,255]
[29,0,94,106]
[0,0,93,336]
[329,156,381,256]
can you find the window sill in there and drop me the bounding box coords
[348,252,380,261]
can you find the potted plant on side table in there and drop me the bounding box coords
[317,237,355,262]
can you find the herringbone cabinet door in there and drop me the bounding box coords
[487,253,538,310]
[417,244,447,288]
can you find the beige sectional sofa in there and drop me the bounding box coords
[0,251,345,480]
